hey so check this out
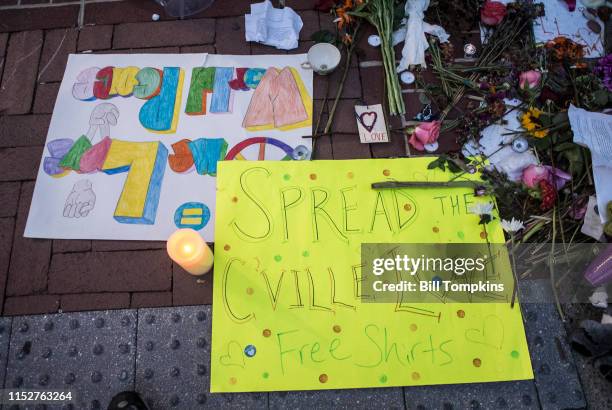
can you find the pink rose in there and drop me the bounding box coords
[481,1,507,26]
[408,121,441,151]
[522,164,571,190]
[519,70,542,90]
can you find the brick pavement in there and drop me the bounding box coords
[0,0,479,316]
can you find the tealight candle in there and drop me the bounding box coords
[167,228,213,275]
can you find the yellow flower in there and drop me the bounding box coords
[533,129,548,138]
[529,107,542,119]
[521,115,536,131]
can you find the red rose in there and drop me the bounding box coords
[481,1,507,26]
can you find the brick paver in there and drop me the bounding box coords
[38,28,78,83]
[0,218,15,312]
[0,32,8,78]
[215,16,246,54]
[113,19,215,49]
[52,239,91,253]
[130,291,173,308]
[3,294,59,315]
[6,182,51,296]
[0,30,43,114]
[32,82,60,114]
[60,292,131,312]
[77,24,113,52]
[0,114,50,147]
[0,146,43,181]
[48,250,172,294]
[0,182,20,217]
[172,263,212,306]
[0,6,78,32]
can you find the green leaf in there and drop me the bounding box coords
[552,111,568,126]
[553,142,577,152]
[593,89,609,107]
[447,160,462,173]
[310,30,335,44]
[427,158,442,170]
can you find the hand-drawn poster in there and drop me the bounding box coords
[533,1,604,58]
[211,158,533,392]
[25,53,313,241]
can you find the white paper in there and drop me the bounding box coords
[25,53,313,241]
[569,105,612,223]
[581,196,605,241]
[355,104,389,143]
[533,1,604,58]
[245,0,303,50]
[467,99,538,181]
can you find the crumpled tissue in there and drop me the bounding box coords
[245,0,303,50]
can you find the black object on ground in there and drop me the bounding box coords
[108,391,150,410]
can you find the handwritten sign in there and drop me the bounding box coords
[210,158,533,392]
[355,104,389,143]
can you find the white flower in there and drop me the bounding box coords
[501,218,525,233]
[469,202,494,216]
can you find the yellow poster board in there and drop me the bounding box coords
[211,158,533,392]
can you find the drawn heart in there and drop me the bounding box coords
[219,341,245,368]
[359,111,378,133]
[464,314,504,350]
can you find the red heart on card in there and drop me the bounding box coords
[359,111,378,133]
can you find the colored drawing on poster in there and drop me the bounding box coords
[188,138,228,176]
[210,67,234,113]
[229,68,250,91]
[109,66,140,97]
[93,66,114,99]
[25,53,314,242]
[101,139,168,224]
[168,139,195,173]
[139,67,184,133]
[185,67,216,115]
[59,135,92,172]
[85,103,119,144]
[243,67,311,131]
[224,137,294,161]
[63,179,96,218]
[44,138,74,176]
[174,202,210,230]
[244,68,266,89]
[133,67,162,99]
[80,136,112,173]
[72,67,100,101]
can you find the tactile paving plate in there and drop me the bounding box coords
[6,310,137,410]
[0,317,12,391]
[269,387,404,409]
[404,380,540,409]
[520,280,586,410]
[135,305,266,409]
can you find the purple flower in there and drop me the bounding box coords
[594,54,612,92]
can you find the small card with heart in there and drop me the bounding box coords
[355,104,389,143]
